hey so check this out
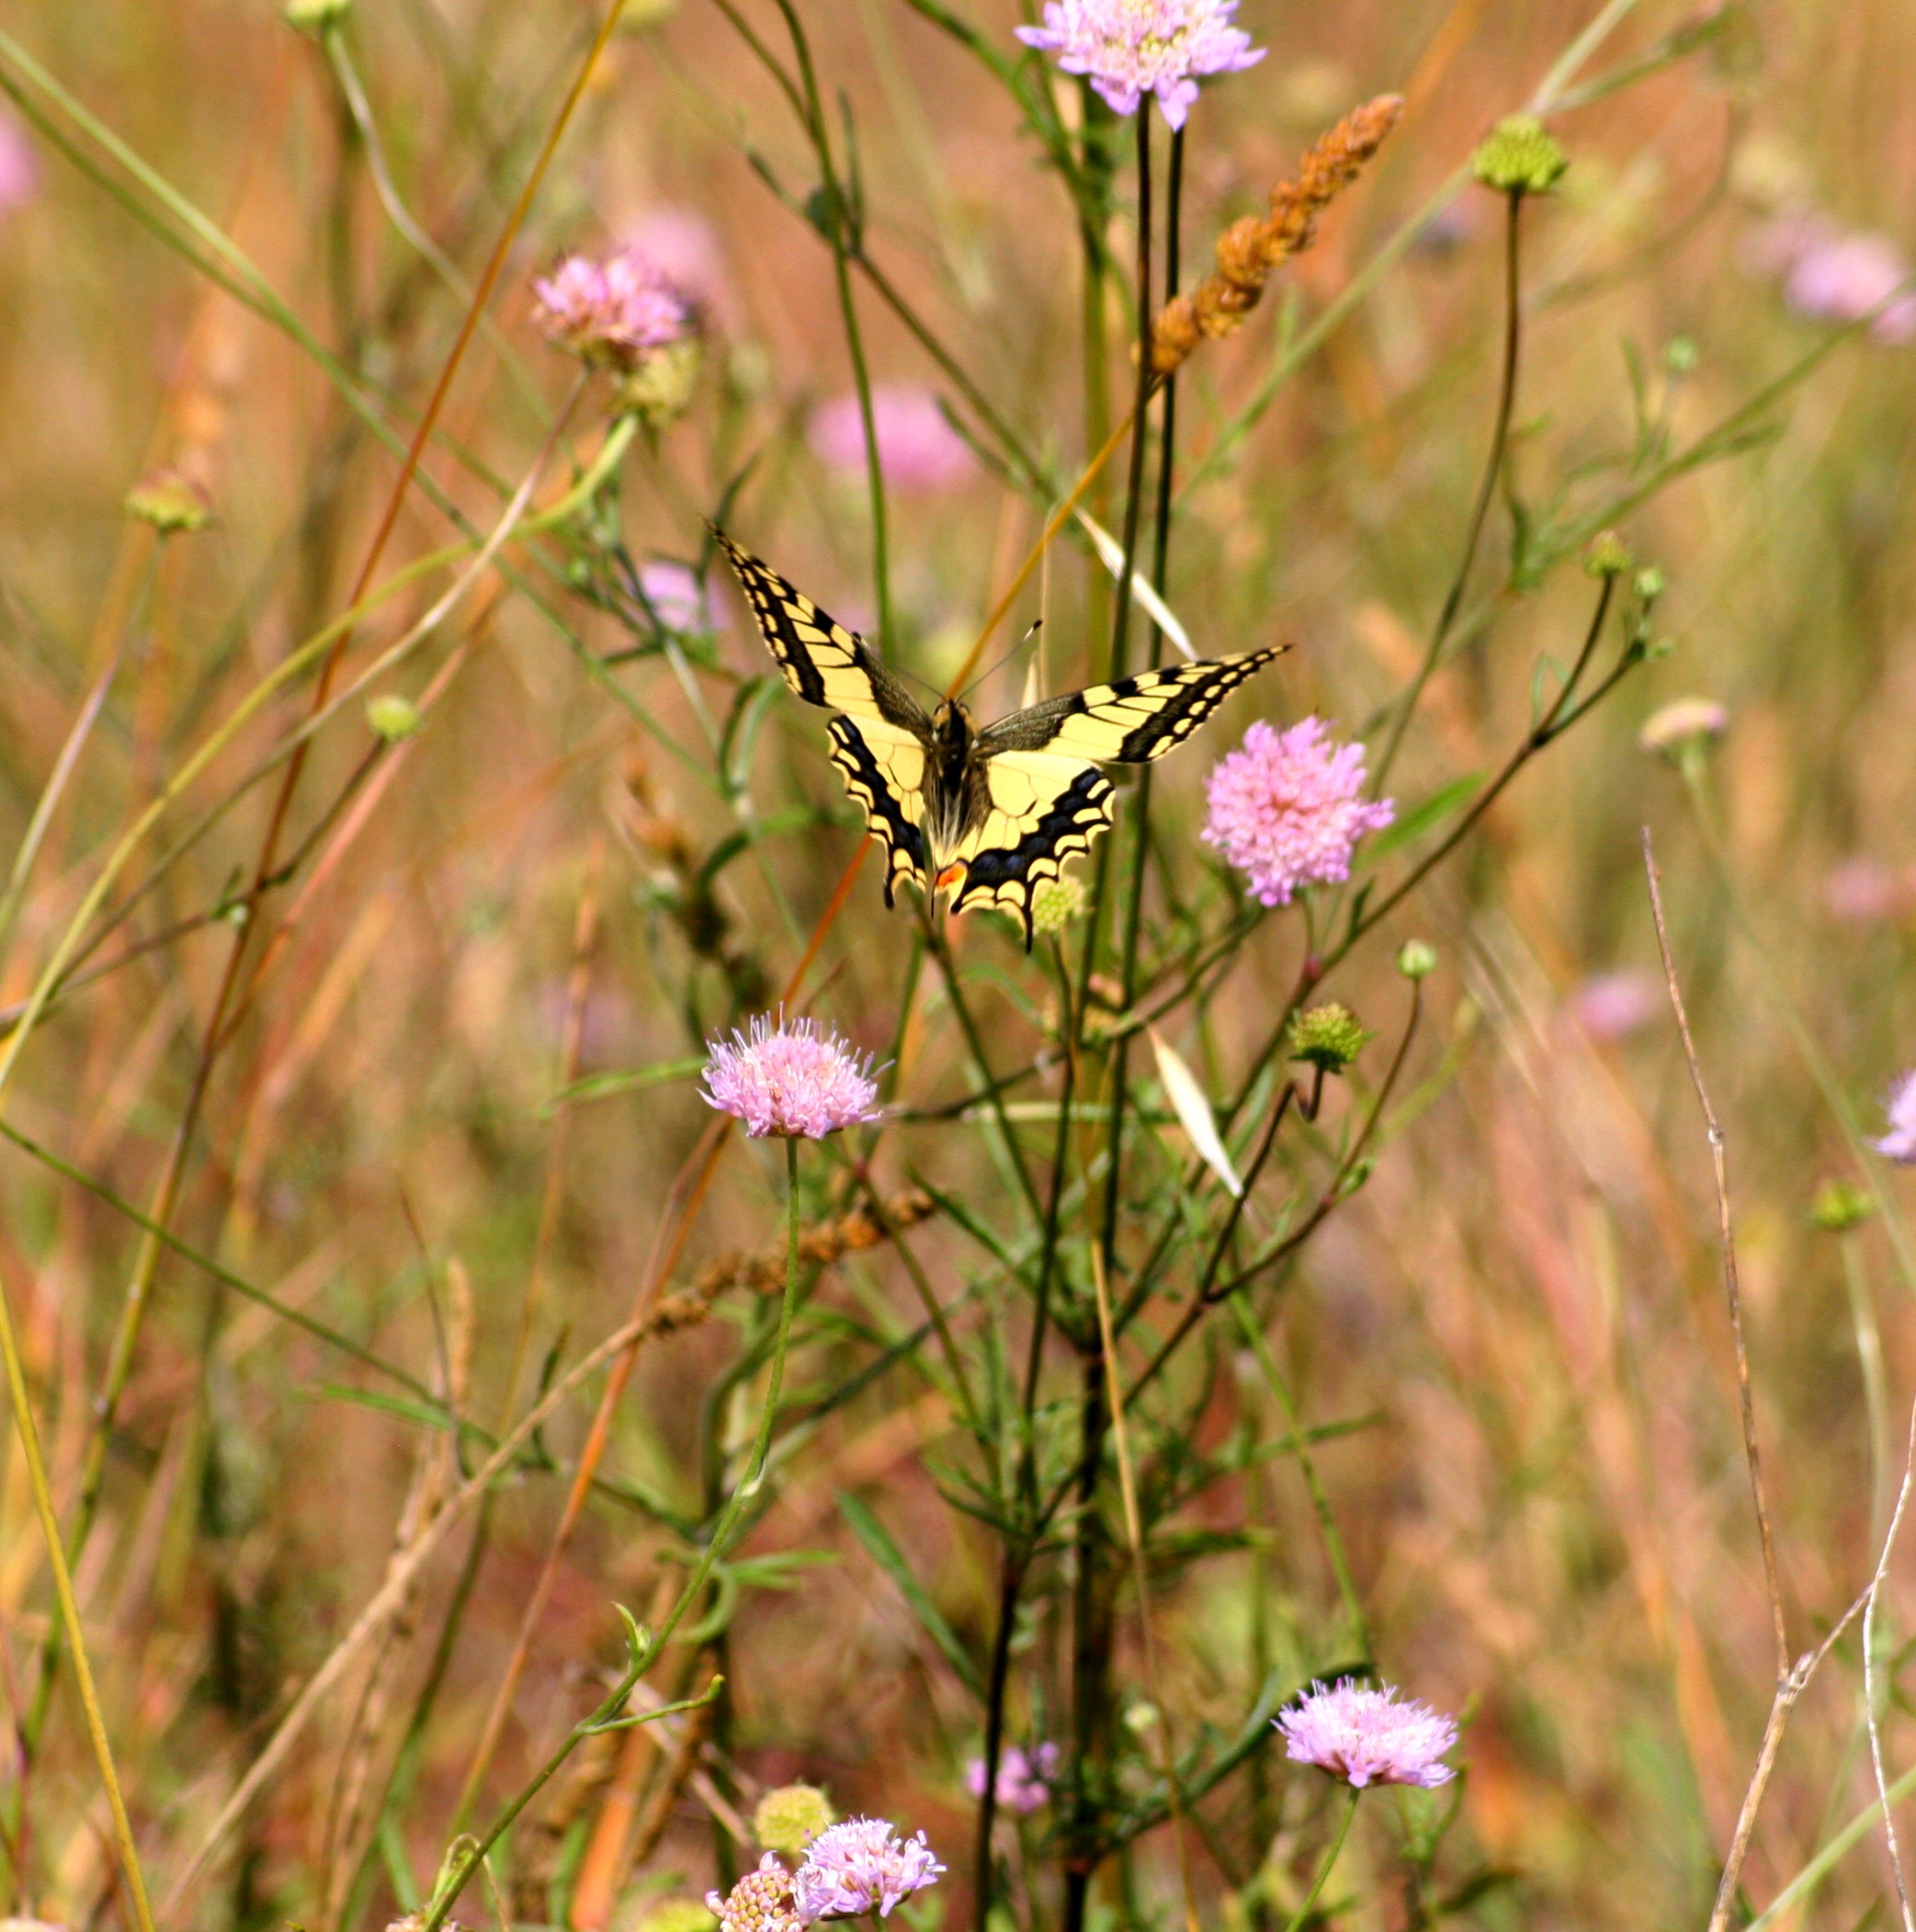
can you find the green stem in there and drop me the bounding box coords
[1280,1790,1359,1932]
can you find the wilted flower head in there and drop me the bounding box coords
[754,1783,837,1857]
[1202,718,1394,908]
[809,386,975,494]
[532,247,694,369]
[124,468,211,534]
[708,1854,803,1932]
[1638,697,1729,759]
[1873,1071,1916,1165]
[702,1012,880,1140]
[0,108,39,214]
[1015,0,1264,131]
[1030,876,1086,937]
[1288,1003,1373,1074]
[1809,1177,1875,1233]
[1469,114,1569,196]
[965,1742,1059,1814]
[793,1818,944,1922]
[1277,1678,1457,1790]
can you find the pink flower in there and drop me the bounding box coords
[709,1853,804,1932]
[1825,858,1916,925]
[702,1013,881,1140]
[1787,231,1916,344]
[1570,969,1661,1043]
[0,108,38,215]
[965,1742,1059,1814]
[792,1818,945,1922]
[1874,1072,1916,1165]
[1277,1678,1457,1790]
[1015,0,1264,130]
[639,560,714,632]
[623,208,735,326]
[809,385,976,494]
[1201,719,1394,907]
[531,247,693,369]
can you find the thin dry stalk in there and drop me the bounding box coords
[1150,94,1403,376]
[1865,1401,1916,1932]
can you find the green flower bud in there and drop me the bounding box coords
[753,1783,836,1856]
[1396,939,1438,981]
[1635,564,1667,603]
[616,337,702,429]
[285,0,352,31]
[1470,115,1569,197]
[1809,1178,1874,1233]
[124,468,210,534]
[1030,875,1087,937]
[367,695,423,743]
[617,0,681,27]
[1287,1003,1375,1074]
[1665,335,1699,374]
[1582,530,1633,579]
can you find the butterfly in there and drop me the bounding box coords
[715,531,1285,947]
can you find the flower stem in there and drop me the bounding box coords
[1281,1790,1359,1932]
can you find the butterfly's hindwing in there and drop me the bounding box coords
[975,649,1284,764]
[945,754,1115,947]
[826,716,930,908]
[715,532,930,733]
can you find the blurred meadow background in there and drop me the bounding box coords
[3,2,1916,1931]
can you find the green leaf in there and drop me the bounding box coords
[539,1059,706,1119]
[1355,773,1481,872]
[837,1490,984,1699]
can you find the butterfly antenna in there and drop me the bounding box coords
[958,619,1043,707]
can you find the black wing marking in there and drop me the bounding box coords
[712,529,932,738]
[944,753,1115,949]
[972,649,1285,764]
[825,715,930,908]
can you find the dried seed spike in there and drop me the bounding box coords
[1150,92,1404,375]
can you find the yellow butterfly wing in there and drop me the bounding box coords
[943,752,1115,947]
[972,650,1284,763]
[826,716,931,908]
[714,530,932,733]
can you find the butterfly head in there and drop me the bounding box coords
[930,697,970,745]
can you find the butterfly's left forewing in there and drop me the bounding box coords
[944,752,1115,948]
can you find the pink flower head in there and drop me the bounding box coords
[1015,0,1264,130]
[531,246,693,369]
[639,560,713,632]
[702,1012,881,1140]
[709,1853,804,1932]
[1570,969,1661,1044]
[1874,1071,1916,1165]
[792,1817,946,1922]
[809,385,976,494]
[1277,1678,1457,1791]
[1825,858,1916,926]
[1786,231,1916,345]
[964,1742,1059,1814]
[0,108,38,215]
[1202,718,1394,908]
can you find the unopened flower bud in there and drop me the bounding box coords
[1396,938,1437,981]
[1809,1178,1874,1233]
[124,468,210,534]
[1582,530,1633,579]
[1471,115,1569,196]
[286,0,352,31]
[1030,875,1087,936]
[754,1784,836,1857]
[616,336,702,427]
[1635,564,1667,602]
[367,695,423,743]
[1288,1002,1374,1074]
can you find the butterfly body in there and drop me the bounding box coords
[717,531,1283,946]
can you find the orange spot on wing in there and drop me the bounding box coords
[934,861,968,893]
